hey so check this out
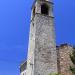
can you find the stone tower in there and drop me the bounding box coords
[26,0,58,75]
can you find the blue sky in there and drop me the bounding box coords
[0,0,75,75]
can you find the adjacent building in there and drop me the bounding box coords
[20,61,27,75]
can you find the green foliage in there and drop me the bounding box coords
[70,66,75,74]
[48,73,59,75]
[70,48,75,75]
[70,49,75,64]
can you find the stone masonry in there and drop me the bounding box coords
[57,44,73,75]
[33,13,58,75]
[20,0,74,75]
[20,44,74,75]
[26,0,58,75]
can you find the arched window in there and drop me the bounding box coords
[41,3,49,15]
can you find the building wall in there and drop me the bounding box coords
[57,44,73,75]
[20,44,74,75]
[26,18,35,75]
[34,14,58,75]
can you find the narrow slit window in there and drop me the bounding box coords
[33,7,35,17]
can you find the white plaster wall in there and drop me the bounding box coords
[20,70,26,75]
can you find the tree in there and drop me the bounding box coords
[70,48,75,75]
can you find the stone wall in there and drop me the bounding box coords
[34,13,58,75]
[21,44,74,75]
[57,44,73,75]
[26,0,58,75]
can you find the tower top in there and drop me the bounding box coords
[33,0,53,3]
[32,0,53,9]
[34,0,53,2]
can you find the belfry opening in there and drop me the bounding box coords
[41,3,49,15]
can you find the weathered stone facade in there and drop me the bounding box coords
[33,14,58,75]
[20,44,73,75]
[20,0,74,75]
[26,0,58,75]
[57,44,73,75]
